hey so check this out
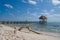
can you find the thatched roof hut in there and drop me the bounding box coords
[39,15,47,21]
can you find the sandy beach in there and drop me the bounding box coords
[0,24,60,40]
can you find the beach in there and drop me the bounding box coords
[0,24,60,40]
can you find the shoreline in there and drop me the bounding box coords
[0,24,60,40]
[4,23,60,34]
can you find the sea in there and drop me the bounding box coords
[5,22,60,34]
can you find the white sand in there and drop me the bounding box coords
[0,24,60,40]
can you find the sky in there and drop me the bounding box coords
[0,0,60,22]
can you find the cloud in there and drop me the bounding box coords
[22,0,37,5]
[31,13,37,16]
[41,9,55,17]
[40,12,53,17]
[4,4,13,8]
[53,14,60,17]
[43,9,55,14]
[41,9,60,18]
[40,12,60,22]
[28,0,37,5]
[52,0,60,5]
[41,13,49,15]
[43,10,48,13]
[50,9,55,12]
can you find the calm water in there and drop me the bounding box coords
[8,22,60,33]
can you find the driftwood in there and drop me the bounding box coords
[17,24,41,34]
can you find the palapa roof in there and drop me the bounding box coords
[39,15,47,19]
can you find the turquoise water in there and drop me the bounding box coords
[14,22,60,33]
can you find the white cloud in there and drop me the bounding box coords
[22,0,37,5]
[28,0,37,5]
[40,12,53,17]
[52,0,60,5]
[43,10,48,12]
[41,9,55,17]
[31,13,37,16]
[41,13,49,15]
[42,9,60,18]
[4,4,13,8]
[41,9,60,22]
[43,9,55,13]
[40,12,60,22]
[53,14,60,16]
[50,9,55,12]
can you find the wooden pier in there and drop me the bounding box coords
[0,21,23,24]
